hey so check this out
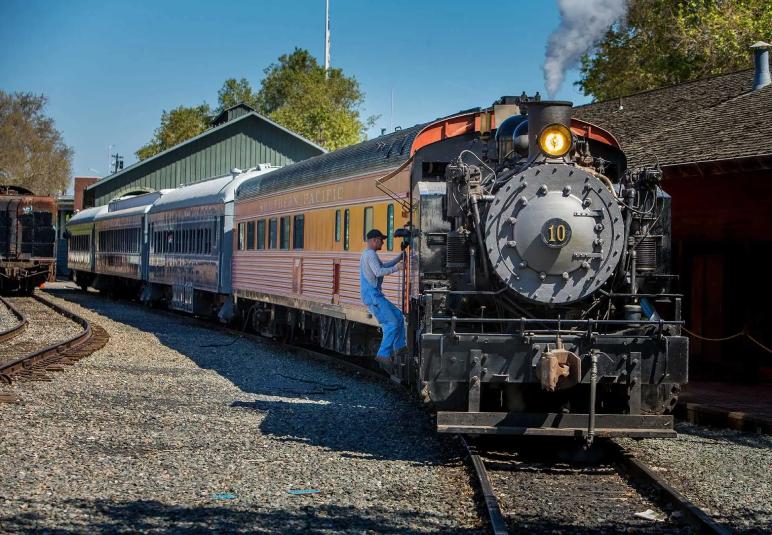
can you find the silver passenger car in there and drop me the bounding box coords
[66,205,108,289]
[93,192,164,284]
[143,165,278,319]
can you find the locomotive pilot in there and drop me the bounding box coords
[360,229,407,376]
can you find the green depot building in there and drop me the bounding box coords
[85,104,326,207]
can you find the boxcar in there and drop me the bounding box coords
[1,190,58,294]
[142,165,278,319]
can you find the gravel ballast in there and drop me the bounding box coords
[0,298,21,332]
[0,285,482,533]
[0,295,84,366]
[618,423,772,533]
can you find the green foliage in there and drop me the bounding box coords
[256,48,373,150]
[577,0,772,101]
[217,78,259,113]
[136,48,373,159]
[135,104,211,161]
[0,91,73,195]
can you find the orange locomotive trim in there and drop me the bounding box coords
[570,119,621,149]
[410,110,622,156]
[410,111,482,156]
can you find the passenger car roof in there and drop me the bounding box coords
[149,165,279,214]
[67,205,108,226]
[236,125,425,202]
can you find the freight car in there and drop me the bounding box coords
[232,96,688,441]
[0,187,57,294]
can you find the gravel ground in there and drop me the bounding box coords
[0,284,482,534]
[0,298,20,332]
[617,423,772,533]
[0,295,84,366]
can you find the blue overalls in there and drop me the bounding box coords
[360,258,407,359]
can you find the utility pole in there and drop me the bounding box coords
[107,144,115,176]
[324,0,331,78]
[111,153,124,174]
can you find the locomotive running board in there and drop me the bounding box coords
[436,412,676,438]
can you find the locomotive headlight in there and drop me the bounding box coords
[538,124,572,157]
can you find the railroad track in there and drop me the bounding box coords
[34,289,729,533]
[462,436,731,534]
[0,293,109,401]
[0,295,28,343]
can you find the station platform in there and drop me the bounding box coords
[676,381,772,434]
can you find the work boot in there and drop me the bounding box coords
[375,356,400,384]
[375,356,394,375]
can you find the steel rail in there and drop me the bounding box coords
[610,441,731,535]
[460,436,509,535]
[0,295,28,343]
[0,293,93,381]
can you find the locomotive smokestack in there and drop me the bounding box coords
[751,41,771,91]
[527,101,573,159]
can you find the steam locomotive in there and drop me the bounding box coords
[69,96,687,441]
[1,187,57,294]
[404,98,687,441]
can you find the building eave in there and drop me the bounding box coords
[87,112,326,192]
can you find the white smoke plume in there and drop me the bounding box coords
[543,0,628,96]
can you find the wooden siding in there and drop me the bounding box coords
[88,115,324,207]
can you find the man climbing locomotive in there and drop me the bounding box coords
[360,228,410,378]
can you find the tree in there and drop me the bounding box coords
[0,91,73,195]
[256,48,373,150]
[577,0,772,101]
[136,49,372,158]
[216,78,259,113]
[136,104,211,160]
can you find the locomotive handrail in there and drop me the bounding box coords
[424,288,508,295]
[432,316,684,325]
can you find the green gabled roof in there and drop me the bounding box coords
[87,111,326,192]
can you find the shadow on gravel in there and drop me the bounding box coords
[43,287,458,466]
[2,498,481,534]
[673,422,772,450]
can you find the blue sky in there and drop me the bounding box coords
[0,0,590,187]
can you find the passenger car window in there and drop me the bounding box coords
[363,206,373,241]
[343,209,350,251]
[257,220,265,250]
[280,216,290,249]
[293,215,304,249]
[268,218,277,249]
[246,221,255,250]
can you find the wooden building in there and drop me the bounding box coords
[84,104,325,208]
[575,59,772,382]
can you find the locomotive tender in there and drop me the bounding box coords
[1,187,57,294]
[68,96,687,441]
